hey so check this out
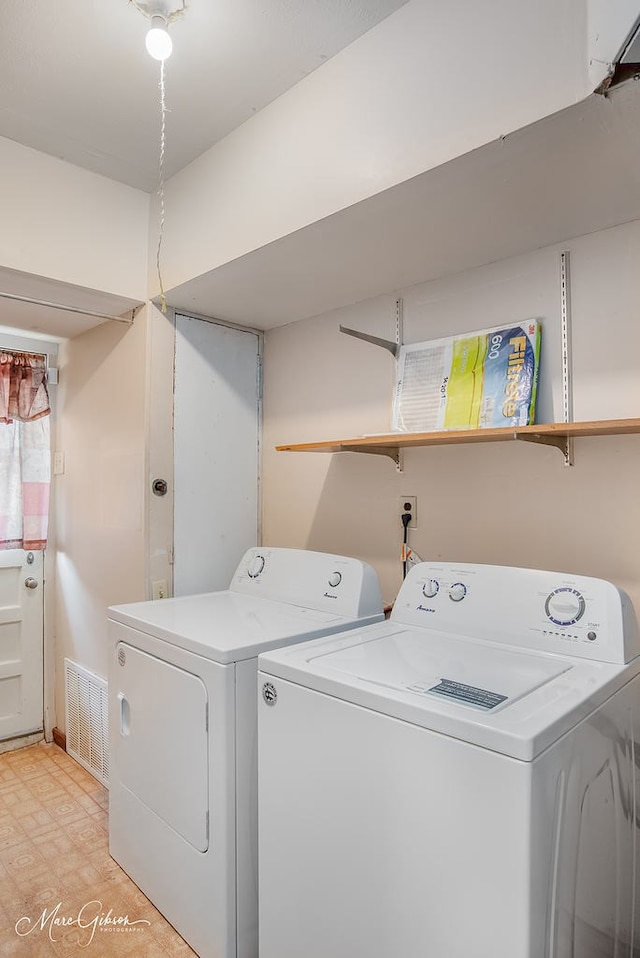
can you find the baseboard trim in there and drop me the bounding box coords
[52,727,66,751]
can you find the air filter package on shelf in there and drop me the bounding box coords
[392,319,541,433]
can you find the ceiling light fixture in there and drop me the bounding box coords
[130,1,185,61]
[145,14,172,60]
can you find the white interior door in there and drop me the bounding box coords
[0,549,43,739]
[174,315,260,596]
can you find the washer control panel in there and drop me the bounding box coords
[392,562,640,664]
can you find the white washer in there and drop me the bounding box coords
[107,547,383,958]
[258,562,640,958]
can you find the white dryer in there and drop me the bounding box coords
[258,562,640,958]
[107,547,383,958]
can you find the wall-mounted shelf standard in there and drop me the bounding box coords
[276,418,640,466]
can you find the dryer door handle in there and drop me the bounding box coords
[118,693,131,736]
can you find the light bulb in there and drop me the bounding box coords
[146,15,172,60]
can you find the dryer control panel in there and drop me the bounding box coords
[230,547,383,620]
[391,562,640,664]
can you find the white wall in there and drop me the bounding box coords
[0,137,151,736]
[54,313,149,730]
[158,0,591,292]
[0,136,149,300]
[262,219,640,611]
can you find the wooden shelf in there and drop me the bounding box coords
[276,418,640,465]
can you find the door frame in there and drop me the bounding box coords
[144,305,263,601]
[0,328,58,745]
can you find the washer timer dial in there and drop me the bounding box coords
[545,587,586,626]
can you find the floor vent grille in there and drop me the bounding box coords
[64,658,109,787]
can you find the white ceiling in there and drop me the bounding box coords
[0,0,409,192]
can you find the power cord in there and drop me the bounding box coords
[401,510,412,579]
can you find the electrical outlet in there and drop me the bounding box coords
[400,496,417,529]
[152,579,168,600]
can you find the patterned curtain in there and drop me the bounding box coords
[0,352,51,551]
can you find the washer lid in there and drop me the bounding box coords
[259,622,640,760]
[312,629,570,710]
[108,591,382,664]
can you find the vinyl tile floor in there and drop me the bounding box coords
[0,741,197,957]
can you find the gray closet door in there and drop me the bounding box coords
[174,314,260,595]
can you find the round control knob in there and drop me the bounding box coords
[449,582,467,602]
[328,571,342,588]
[545,587,586,626]
[247,554,266,578]
[422,579,439,598]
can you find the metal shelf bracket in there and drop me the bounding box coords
[341,444,402,466]
[515,432,570,455]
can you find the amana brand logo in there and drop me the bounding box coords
[262,682,278,706]
[117,648,127,667]
[416,605,436,613]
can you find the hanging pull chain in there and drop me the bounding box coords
[156,58,168,313]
